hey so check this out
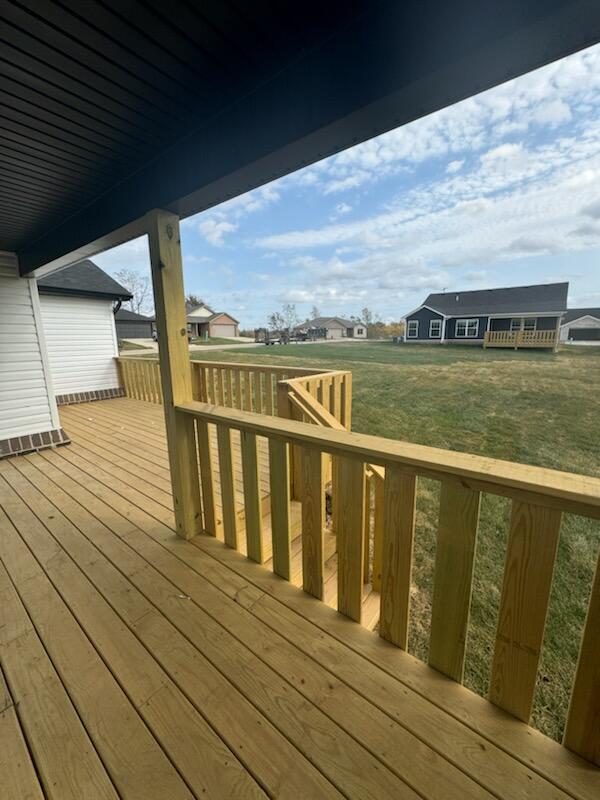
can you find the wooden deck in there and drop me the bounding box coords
[1,398,598,799]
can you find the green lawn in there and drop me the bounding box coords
[118,340,150,351]
[189,337,243,346]
[190,341,600,741]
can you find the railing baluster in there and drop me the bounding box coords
[196,419,217,535]
[216,424,238,548]
[254,371,263,414]
[216,368,225,405]
[380,467,417,649]
[264,372,273,415]
[489,501,562,722]
[301,447,325,599]
[337,457,366,621]
[372,473,384,592]
[563,551,600,766]
[206,367,215,403]
[226,369,234,408]
[244,370,252,411]
[241,430,263,563]
[269,437,291,580]
[234,369,242,410]
[429,482,481,682]
[341,373,352,429]
[363,470,371,584]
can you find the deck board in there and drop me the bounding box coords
[0,397,596,799]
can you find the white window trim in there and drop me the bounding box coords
[455,318,479,338]
[429,319,442,338]
[407,320,419,338]
[523,318,537,331]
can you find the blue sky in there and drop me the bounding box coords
[96,43,600,327]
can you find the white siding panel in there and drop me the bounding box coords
[40,295,120,394]
[0,252,58,439]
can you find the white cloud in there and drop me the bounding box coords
[446,159,464,174]
[198,218,238,246]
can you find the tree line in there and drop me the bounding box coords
[266,304,404,339]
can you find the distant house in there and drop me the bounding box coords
[296,316,367,340]
[115,308,154,340]
[403,282,568,349]
[559,308,600,344]
[37,260,132,400]
[186,302,239,338]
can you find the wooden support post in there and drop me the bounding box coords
[146,209,202,540]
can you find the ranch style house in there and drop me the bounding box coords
[403,282,568,350]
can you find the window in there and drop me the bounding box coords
[356,328,364,335]
[455,318,479,338]
[429,319,442,338]
[510,318,522,331]
[523,318,536,331]
[407,320,419,338]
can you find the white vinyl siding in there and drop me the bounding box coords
[40,295,119,394]
[0,252,58,439]
[455,318,479,338]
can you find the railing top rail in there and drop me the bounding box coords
[177,400,600,519]
[116,355,326,377]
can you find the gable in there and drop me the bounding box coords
[187,305,213,319]
[210,313,238,325]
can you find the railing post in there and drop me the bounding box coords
[277,381,301,500]
[146,209,202,540]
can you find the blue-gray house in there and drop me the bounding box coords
[403,283,568,349]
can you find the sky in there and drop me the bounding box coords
[96,43,600,327]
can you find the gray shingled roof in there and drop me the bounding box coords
[419,282,568,316]
[562,307,600,324]
[38,260,132,300]
[115,308,154,321]
[297,316,355,329]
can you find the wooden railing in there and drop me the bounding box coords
[116,357,352,426]
[177,398,600,766]
[484,329,558,349]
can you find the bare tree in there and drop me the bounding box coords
[282,303,299,331]
[268,311,285,331]
[185,293,206,313]
[114,268,153,315]
[310,305,320,320]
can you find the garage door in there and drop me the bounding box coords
[570,328,600,341]
[210,323,236,337]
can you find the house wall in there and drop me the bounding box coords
[115,319,153,339]
[490,316,559,332]
[352,325,367,338]
[39,294,120,396]
[209,314,238,338]
[325,323,346,339]
[404,307,444,341]
[0,252,65,457]
[560,315,600,342]
[444,316,488,341]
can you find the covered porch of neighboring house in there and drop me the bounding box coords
[3,2,600,798]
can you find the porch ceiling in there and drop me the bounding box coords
[3,0,600,275]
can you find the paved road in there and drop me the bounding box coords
[119,338,370,356]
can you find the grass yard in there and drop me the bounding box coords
[189,341,600,741]
[118,340,150,351]
[189,336,243,346]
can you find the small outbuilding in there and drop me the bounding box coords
[115,308,155,340]
[37,260,132,402]
[559,308,600,344]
